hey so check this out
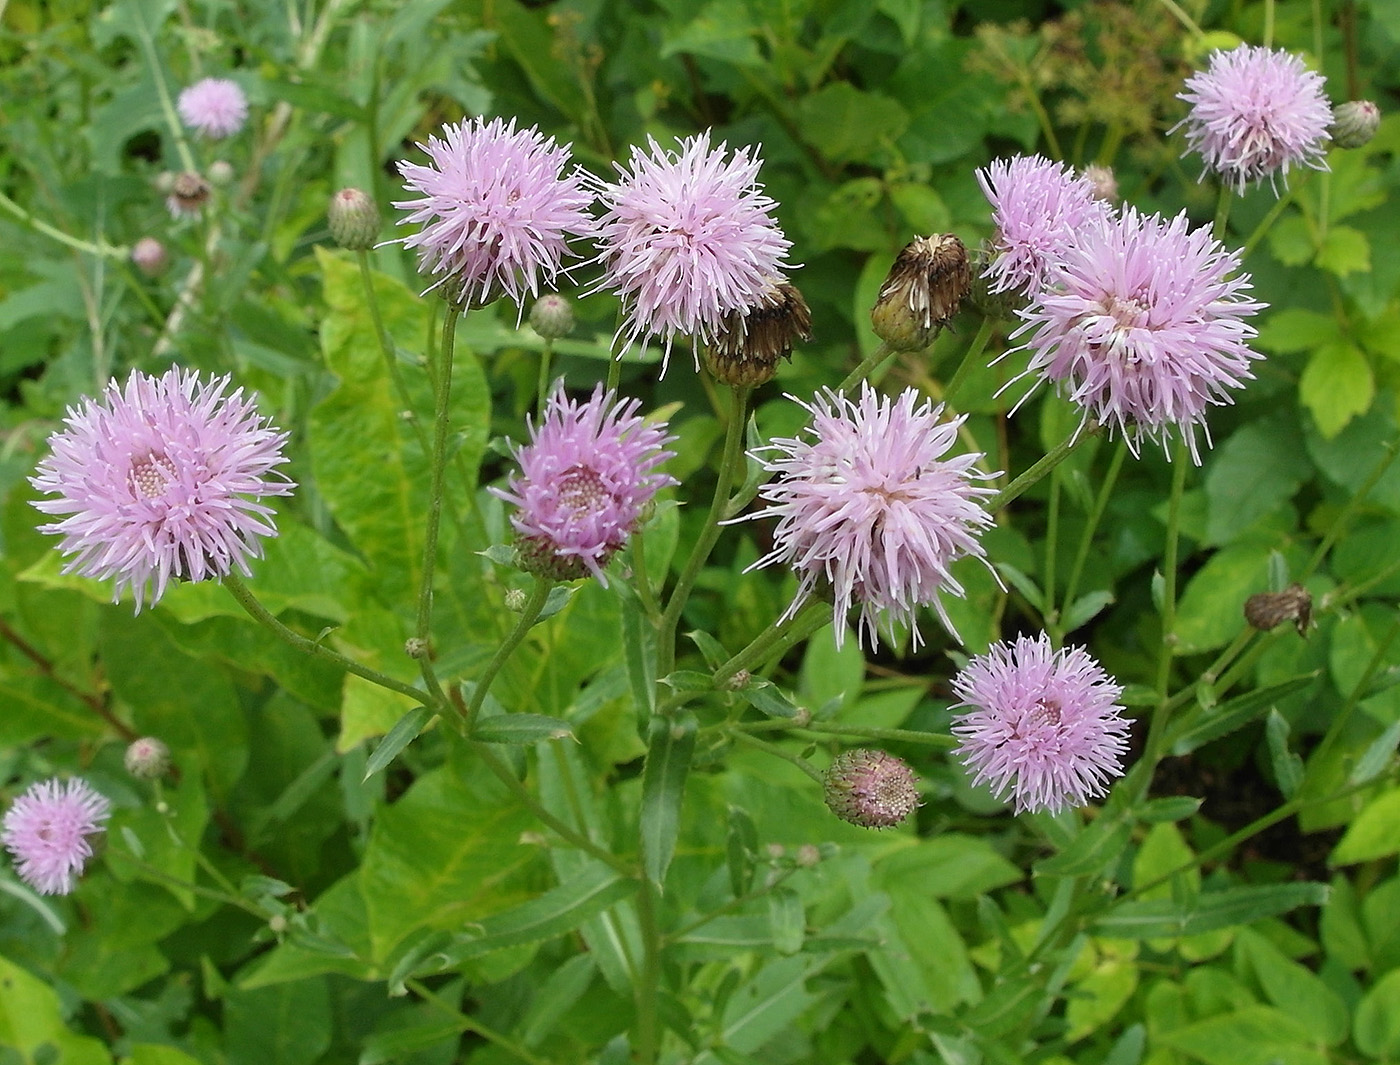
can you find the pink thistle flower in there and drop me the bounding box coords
[492,385,676,584]
[177,77,248,139]
[744,384,996,651]
[977,154,1111,299]
[951,633,1130,815]
[1175,44,1332,193]
[1010,206,1266,461]
[31,368,295,610]
[3,778,111,895]
[591,131,793,368]
[394,117,595,310]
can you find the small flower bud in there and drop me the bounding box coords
[328,188,381,251]
[208,160,235,187]
[705,279,812,387]
[870,235,971,352]
[268,913,288,934]
[1330,100,1381,150]
[404,637,430,659]
[764,843,786,860]
[529,294,575,340]
[130,237,168,278]
[1244,584,1312,636]
[124,736,171,779]
[822,748,919,829]
[1081,163,1118,202]
[723,670,751,692]
[795,843,821,868]
[166,171,211,218]
[504,588,529,612]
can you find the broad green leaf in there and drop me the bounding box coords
[875,835,1021,899]
[794,83,909,164]
[124,1047,205,1065]
[660,0,764,66]
[1065,940,1140,1042]
[1350,719,1400,785]
[0,954,110,1065]
[56,879,185,999]
[364,706,434,778]
[640,711,697,886]
[106,772,209,910]
[1238,930,1349,1046]
[473,713,574,745]
[1254,308,1340,354]
[1299,339,1374,438]
[1315,225,1370,276]
[768,887,805,955]
[1354,968,1400,1057]
[1204,421,1308,545]
[1157,1005,1327,1065]
[1331,787,1400,864]
[1095,882,1329,938]
[1268,214,1314,266]
[706,955,819,1056]
[889,182,950,233]
[223,978,332,1065]
[1175,543,1301,654]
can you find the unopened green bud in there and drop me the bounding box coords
[124,736,171,779]
[208,160,235,187]
[1330,100,1380,150]
[530,294,575,340]
[328,187,381,250]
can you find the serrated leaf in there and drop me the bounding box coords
[1300,339,1374,438]
[640,712,696,886]
[1316,225,1370,276]
[1255,308,1340,354]
[1265,709,1304,798]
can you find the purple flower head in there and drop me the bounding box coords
[977,155,1111,299]
[951,633,1130,815]
[591,131,793,370]
[31,368,295,610]
[1010,206,1266,462]
[492,385,676,584]
[744,384,996,651]
[1174,44,1332,193]
[177,77,248,139]
[395,117,596,310]
[3,778,111,895]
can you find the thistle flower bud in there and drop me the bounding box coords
[124,736,171,779]
[1244,584,1312,636]
[404,636,430,659]
[705,279,812,387]
[529,294,575,340]
[870,235,971,352]
[130,237,168,278]
[504,588,529,612]
[822,748,919,829]
[328,188,381,251]
[167,171,211,218]
[1330,100,1381,150]
[208,160,235,187]
[1081,163,1118,202]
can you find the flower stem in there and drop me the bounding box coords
[356,250,415,409]
[415,307,460,706]
[658,385,751,676]
[731,731,825,783]
[536,339,555,413]
[725,717,957,750]
[712,598,830,686]
[1060,441,1127,625]
[634,873,664,1065]
[463,577,553,734]
[0,192,128,259]
[837,342,894,394]
[1300,438,1399,580]
[941,317,995,409]
[221,573,435,707]
[987,423,1098,512]
[1212,184,1233,242]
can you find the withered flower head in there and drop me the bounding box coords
[870,235,971,352]
[167,171,212,217]
[704,279,812,387]
[1244,584,1312,636]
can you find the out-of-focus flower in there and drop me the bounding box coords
[2,778,111,895]
[31,368,294,609]
[492,385,675,583]
[744,384,996,650]
[395,117,595,310]
[166,171,210,219]
[328,188,381,250]
[177,77,248,139]
[1330,100,1381,149]
[1175,44,1332,192]
[870,235,972,351]
[592,131,792,368]
[131,237,168,278]
[951,633,1130,814]
[1011,206,1266,461]
[977,155,1111,300]
[823,749,920,828]
[1080,163,1119,202]
[705,278,812,386]
[124,737,172,780]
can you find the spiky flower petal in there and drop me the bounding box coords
[177,77,248,139]
[3,778,111,895]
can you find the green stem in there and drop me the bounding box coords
[731,731,825,783]
[537,339,555,413]
[1061,441,1127,621]
[0,192,127,258]
[415,308,460,705]
[727,718,957,750]
[357,250,415,408]
[1304,610,1400,787]
[987,423,1098,512]
[469,741,633,875]
[1263,0,1276,47]
[658,386,751,676]
[405,978,554,1065]
[1300,439,1399,580]
[106,849,265,916]
[1212,183,1233,242]
[1156,0,1204,37]
[222,573,434,707]
[942,317,995,409]
[1044,469,1062,631]
[1242,189,1294,258]
[837,342,895,394]
[463,578,553,734]
[131,7,197,173]
[634,874,663,1065]
[712,599,831,686]
[665,867,799,944]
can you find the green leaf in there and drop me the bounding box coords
[1315,225,1371,276]
[1036,817,1133,878]
[741,679,803,719]
[1354,968,1400,1057]
[706,955,819,1056]
[767,887,806,955]
[1265,709,1304,798]
[660,670,714,693]
[1095,882,1329,938]
[1175,543,1291,654]
[726,805,758,897]
[689,630,729,670]
[640,712,697,886]
[1299,339,1374,438]
[1204,421,1308,545]
[0,955,110,1065]
[621,585,656,717]
[364,707,433,779]
[1254,308,1340,354]
[1169,674,1318,754]
[223,978,332,1065]
[1268,214,1314,266]
[473,713,575,745]
[1136,796,1204,822]
[660,0,763,66]
[794,83,909,164]
[1350,719,1400,785]
[1238,930,1349,1046]
[874,835,1022,899]
[1331,787,1400,864]
[1063,590,1114,633]
[1157,1005,1328,1065]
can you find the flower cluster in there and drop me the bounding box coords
[951,634,1130,814]
[744,384,996,651]
[3,778,111,895]
[31,368,294,609]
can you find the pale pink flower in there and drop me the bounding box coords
[177,77,248,139]
[492,385,675,584]
[745,384,996,651]
[592,131,792,367]
[951,633,1130,814]
[395,117,595,310]
[1175,44,1332,193]
[31,368,294,609]
[3,778,111,895]
[1011,206,1266,461]
[977,155,1111,299]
